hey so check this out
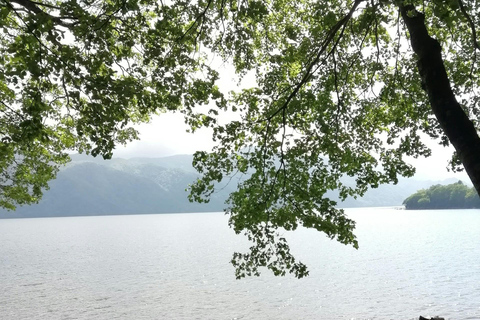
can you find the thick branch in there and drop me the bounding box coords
[399,4,480,195]
[9,0,77,27]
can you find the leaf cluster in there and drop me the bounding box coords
[0,0,224,208]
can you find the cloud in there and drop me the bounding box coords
[113,113,214,158]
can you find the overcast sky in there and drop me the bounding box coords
[113,113,215,158]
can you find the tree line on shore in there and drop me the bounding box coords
[403,181,480,210]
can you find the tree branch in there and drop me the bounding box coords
[265,0,365,122]
[176,0,213,43]
[458,0,480,51]
[9,0,78,27]
[28,0,60,10]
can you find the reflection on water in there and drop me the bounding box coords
[0,208,479,320]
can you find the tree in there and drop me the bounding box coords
[403,189,430,209]
[1,0,480,278]
[0,0,223,208]
[465,187,480,207]
[402,180,480,209]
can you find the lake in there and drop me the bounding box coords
[1,208,479,319]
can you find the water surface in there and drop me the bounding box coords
[1,208,479,319]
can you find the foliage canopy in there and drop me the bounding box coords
[1,0,480,277]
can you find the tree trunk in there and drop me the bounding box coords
[399,4,480,195]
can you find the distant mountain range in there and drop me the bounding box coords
[0,154,464,218]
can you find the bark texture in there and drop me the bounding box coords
[399,4,480,195]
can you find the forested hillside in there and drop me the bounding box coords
[403,181,480,210]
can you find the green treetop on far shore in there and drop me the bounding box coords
[403,181,480,210]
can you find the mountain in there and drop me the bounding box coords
[0,154,465,218]
[0,155,234,218]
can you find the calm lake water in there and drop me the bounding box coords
[1,208,479,320]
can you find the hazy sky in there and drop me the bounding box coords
[112,111,469,182]
[113,113,215,158]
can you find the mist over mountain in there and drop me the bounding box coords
[0,154,462,218]
[0,154,233,218]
